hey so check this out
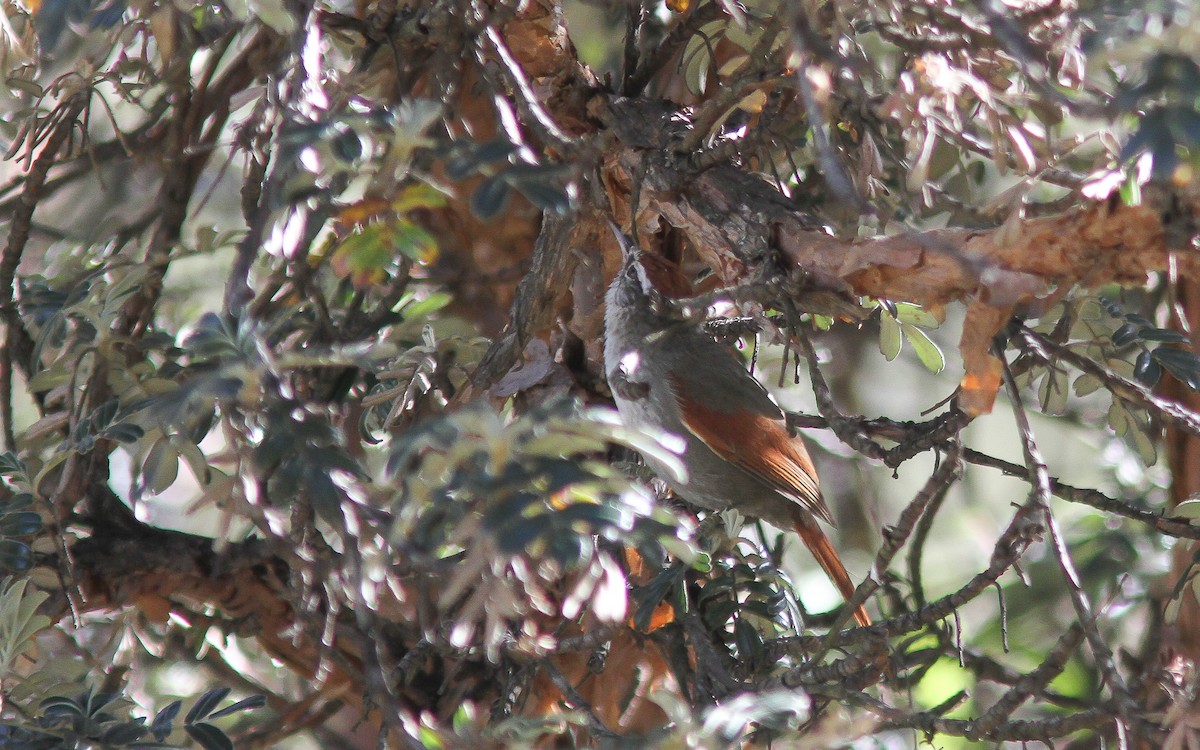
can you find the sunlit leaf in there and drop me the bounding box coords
[878,312,902,361]
[902,324,944,374]
[392,183,448,214]
[393,221,439,264]
[1173,499,1200,521]
[330,226,395,289]
[894,302,942,328]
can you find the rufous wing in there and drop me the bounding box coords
[670,372,871,626]
[669,373,834,525]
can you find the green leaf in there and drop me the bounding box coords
[175,439,211,486]
[512,176,572,213]
[392,221,439,264]
[186,688,231,724]
[26,367,71,393]
[902,324,945,374]
[496,517,545,554]
[399,291,452,320]
[0,453,24,475]
[330,226,396,288]
[452,702,476,734]
[681,21,721,95]
[418,725,445,750]
[1119,171,1142,206]
[878,312,902,361]
[1139,328,1189,343]
[206,694,266,719]
[471,138,519,168]
[893,303,941,328]
[1038,367,1070,415]
[91,399,120,430]
[244,0,296,34]
[1135,350,1163,387]
[40,695,86,715]
[0,512,43,537]
[1126,417,1158,466]
[523,433,605,457]
[1190,573,1200,617]
[101,720,147,744]
[1173,499,1200,522]
[1073,373,1102,396]
[447,140,516,179]
[1107,401,1131,436]
[103,422,146,444]
[185,722,233,750]
[6,78,44,98]
[733,617,763,660]
[142,439,180,495]
[0,540,34,572]
[184,314,240,361]
[1111,322,1141,347]
[6,494,34,510]
[152,700,183,740]
[1166,594,1183,623]
[1153,347,1200,389]
[0,578,51,674]
[605,424,687,485]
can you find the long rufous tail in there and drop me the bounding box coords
[794,519,872,627]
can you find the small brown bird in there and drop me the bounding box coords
[604,226,870,627]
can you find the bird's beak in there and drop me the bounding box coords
[605,218,636,260]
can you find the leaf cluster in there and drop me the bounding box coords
[0,687,263,750]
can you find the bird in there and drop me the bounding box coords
[603,224,871,627]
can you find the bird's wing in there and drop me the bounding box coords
[668,372,834,525]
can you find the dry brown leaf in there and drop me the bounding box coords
[958,303,1012,415]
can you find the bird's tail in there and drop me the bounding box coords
[793,519,872,627]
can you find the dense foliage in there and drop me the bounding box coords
[3,0,1200,747]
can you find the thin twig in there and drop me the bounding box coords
[482,25,577,150]
[792,446,961,674]
[1000,351,1139,738]
[815,684,1116,742]
[963,447,1200,540]
[1019,326,1200,438]
[788,34,864,211]
[908,459,953,610]
[791,327,887,461]
[968,623,1086,739]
